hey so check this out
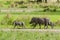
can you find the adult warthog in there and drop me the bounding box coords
[30,17,54,29]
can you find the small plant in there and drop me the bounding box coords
[1,13,14,25]
[55,20,60,26]
[4,1,11,5]
[43,7,50,12]
[19,5,27,8]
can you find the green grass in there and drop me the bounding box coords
[0,14,60,29]
[0,31,60,40]
[1,11,60,15]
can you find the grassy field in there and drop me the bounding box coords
[0,31,60,40]
[0,10,60,40]
[0,12,60,29]
[0,0,59,9]
[0,1,60,40]
[0,11,60,40]
[1,12,60,15]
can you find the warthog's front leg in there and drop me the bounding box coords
[44,25,48,29]
[39,24,41,29]
[14,25,16,28]
[33,23,37,29]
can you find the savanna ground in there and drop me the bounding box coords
[0,0,60,40]
[0,12,60,29]
[0,31,60,40]
[0,10,60,40]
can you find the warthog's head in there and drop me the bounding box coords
[29,20,34,24]
[29,17,36,24]
[48,22,56,29]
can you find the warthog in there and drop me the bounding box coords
[30,17,54,29]
[48,21,55,29]
[13,21,25,29]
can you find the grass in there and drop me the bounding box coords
[0,1,59,8]
[1,12,60,15]
[0,12,60,40]
[0,1,60,40]
[0,13,60,29]
[0,31,60,40]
